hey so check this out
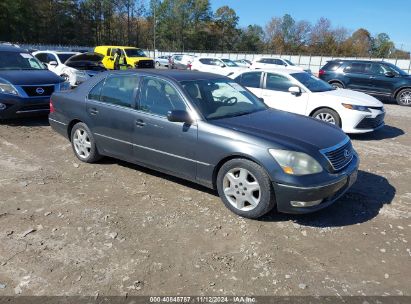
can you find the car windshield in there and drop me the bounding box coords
[57,53,76,63]
[383,62,408,76]
[0,51,46,70]
[291,72,335,92]
[221,59,239,67]
[180,79,267,120]
[284,59,295,66]
[125,48,147,57]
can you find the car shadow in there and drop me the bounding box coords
[99,157,218,196]
[350,125,404,141]
[0,115,49,127]
[261,170,395,228]
[98,159,394,227]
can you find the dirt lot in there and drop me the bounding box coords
[0,104,410,297]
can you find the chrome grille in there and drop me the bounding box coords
[321,138,354,171]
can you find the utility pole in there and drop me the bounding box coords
[153,1,156,60]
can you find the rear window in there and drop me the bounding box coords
[322,61,342,71]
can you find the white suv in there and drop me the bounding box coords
[190,57,246,76]
[251,57,310,73]
[33,51,89,86]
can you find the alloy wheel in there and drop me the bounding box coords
[73,128,92,159]
[222,168,261,211]
[400,91,411,105]
[315,112,336,125]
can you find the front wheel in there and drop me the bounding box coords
[216,159,276,219]
[312,108,341,127]
[70,122,101,163]
[396,88,411,106]
[330,82,344,89]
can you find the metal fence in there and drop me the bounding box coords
[149,50,411,74]
[12,43,411,74]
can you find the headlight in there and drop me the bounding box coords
[59,81,71,91]
[269,149,323,175]
[342,103,370,112]
[0,78,19,96]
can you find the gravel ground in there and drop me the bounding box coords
[0,104,409,297]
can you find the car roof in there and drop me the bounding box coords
[328,59,385,64]
[35,50,78,54]
[0,45,27,53]
[230,68,303,78]
[101,69,227,82]
[95,45,141,49]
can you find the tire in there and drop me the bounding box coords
[155,61,160,68]
[70,122,102,163]
[312,108,341,127]
[396,88,411,106]
[330,81,344,89]
[216,158,276,219]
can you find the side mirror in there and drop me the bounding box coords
[258,97,265,103]
[384,71,396,78]
[288,86,302,96]
[167,110,193,124]
[49,61,58,67]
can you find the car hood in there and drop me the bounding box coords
[0,70,63,85]
[315,88,383,107]
[210,109,347,151]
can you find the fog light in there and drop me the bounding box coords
[291,200,322,207]
[0,103,6,111]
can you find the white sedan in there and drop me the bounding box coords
[33,50,89,87]
[230,69,385,134]
[190,57,246,76]
[251,57,310,73]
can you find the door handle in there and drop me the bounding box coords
[89,108,98,115]
[135,119,146,127]
[369,76,376,79]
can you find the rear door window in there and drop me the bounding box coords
[237,72,262,89]
[344,63,371,74]
[98,74,139,108]
[322,61,341,71]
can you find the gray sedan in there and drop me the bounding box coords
[49,70,358,219]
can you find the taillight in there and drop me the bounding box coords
[319,69,325,76]
[49,97,55,113]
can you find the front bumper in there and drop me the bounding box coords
[273,155,359,214]
[342,108,385,134]
[0,94,50,119]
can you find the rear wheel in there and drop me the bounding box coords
[70,122,101,163]
[396,88,411,106]
[216,159,276,219]
[155,61,161,68]
[330,81,344,89]
[312,108,341,127]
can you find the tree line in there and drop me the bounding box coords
[0,0,409,59]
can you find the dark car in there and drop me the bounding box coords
[64,52,106,77]
[0,45,68,120]
[319,60,411,106]
[49,70,359,219]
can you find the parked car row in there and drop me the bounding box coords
[1,44,409,219]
